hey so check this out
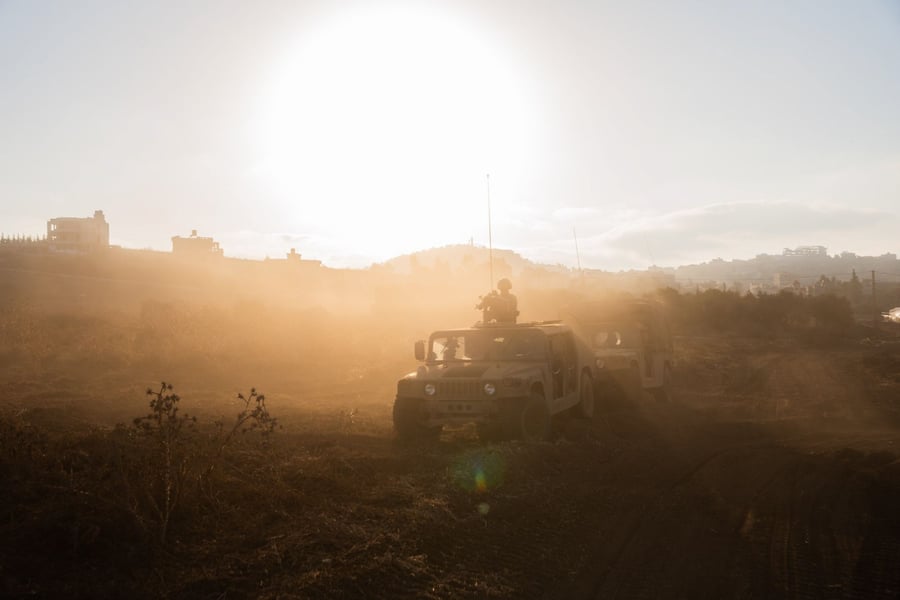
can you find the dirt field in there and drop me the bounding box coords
[3,323,900,599]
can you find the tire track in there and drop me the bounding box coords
[563,438,781,599]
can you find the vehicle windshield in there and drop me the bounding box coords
[588,323,623,349]
[428,329,547,362]
[587,322,642,349]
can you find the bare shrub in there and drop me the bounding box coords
[215,388,279,451]
[338,408,359,434]
[128,382,197,545]
[120,383,282,545]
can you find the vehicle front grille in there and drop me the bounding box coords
[436,379,482,401]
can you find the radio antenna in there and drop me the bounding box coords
[573,227,582,274]
[486,173,494,289]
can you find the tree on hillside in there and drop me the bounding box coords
[848,269,863,305]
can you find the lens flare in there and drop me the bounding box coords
[475,467,487,492]
[451,450,506,494]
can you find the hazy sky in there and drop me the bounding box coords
[2,1,899,269]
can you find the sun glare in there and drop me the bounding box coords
[254,5,537,260]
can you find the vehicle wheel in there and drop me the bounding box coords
[594,379,621,413]
[393,397,440,441]
[499,399,523,440]
[651,365,673,403]
[476,420,503,442]
[578,373,595,419]
[520,392,551,442]
[623,366,643,404]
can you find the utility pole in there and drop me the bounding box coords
[573,228,582,274]
[872,270,878,327]
[486,174,494,290]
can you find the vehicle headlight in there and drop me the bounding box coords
[424,383,436,396]
[483,382,496,396]
[595,359,605,370]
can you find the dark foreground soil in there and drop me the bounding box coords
[3,333,900,599]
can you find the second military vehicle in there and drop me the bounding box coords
[564,301,674,405]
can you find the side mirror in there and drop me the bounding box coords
[414,340,425,361]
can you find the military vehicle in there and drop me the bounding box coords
[564,301,674,404]
[393,308,596,442]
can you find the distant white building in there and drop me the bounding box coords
[47,210,109,252]
[782,245,827,257]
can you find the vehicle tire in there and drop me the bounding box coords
[499,394,551,441]
[623,366,643,404]
[476,420,503,442]
[520,392,552,442]
[499,399,523,440]
[393,397,440,441]
[651,365,673,403]
[578,373,595,419]
[594,379,621,412]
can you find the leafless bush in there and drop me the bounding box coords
[338,408,359,434]
[215,388,279,451]
[128,382,197,545]
[117,383,279,546]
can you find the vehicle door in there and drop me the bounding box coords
[549,332,578,409]
[644,319,669,387]
[619,325,647,384]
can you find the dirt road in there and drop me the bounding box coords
[562,337,900,599]
[255,335,900,599]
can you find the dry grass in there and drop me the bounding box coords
[3,269,899,598]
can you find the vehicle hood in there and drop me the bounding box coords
[404,362,540,380]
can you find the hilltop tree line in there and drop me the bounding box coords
[657,287,858,337]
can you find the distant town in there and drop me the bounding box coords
[0,209,321,267]
[2,209,899,299]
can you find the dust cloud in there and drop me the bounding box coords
[0,246,638,415]
[2,246,900,598]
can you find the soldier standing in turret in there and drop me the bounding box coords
[477,278,519,324]
[495,278,518,324]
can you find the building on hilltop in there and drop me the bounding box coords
[46,210,109,253]
[264,247,322,268]
[171,229,223,258]
[782,245,827,257]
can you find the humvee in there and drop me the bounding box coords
[393,321,595,441]
[564,301,674,404]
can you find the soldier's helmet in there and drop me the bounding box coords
[497,278,512,291]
